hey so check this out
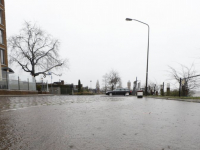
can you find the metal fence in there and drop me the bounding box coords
[0,78,8,89]
[49,87,60,95]
[0,77,36,91]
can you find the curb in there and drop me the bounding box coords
[0,94,55,97]
[148,96,200,103]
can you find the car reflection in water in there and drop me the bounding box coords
[106,88,132,96]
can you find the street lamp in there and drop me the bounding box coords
[90,80,92,89]
[125,18,150,96]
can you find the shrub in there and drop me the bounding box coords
[36,85,42,91]
[168,89,179,96]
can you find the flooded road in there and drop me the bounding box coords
[0,95,200,150]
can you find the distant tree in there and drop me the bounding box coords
[168,63,200,96]
[104,70,121,90]
[8,21,68,78]
[117,80,123,88]
[78,79,82,92]
[96,80,100,93]
[36,85,41,92]
[147,81,158,95]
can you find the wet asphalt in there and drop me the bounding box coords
[0,95,200,150]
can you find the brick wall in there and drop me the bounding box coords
[0,90,38,95]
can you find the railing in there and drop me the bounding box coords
[0,77,36,91]
[0,78,8,89]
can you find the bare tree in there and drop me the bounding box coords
[8,22,68,78]
[168,63,200,96]
[106,70,121,90]
[117,80,123,88]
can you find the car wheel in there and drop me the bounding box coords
[109,93,112,96]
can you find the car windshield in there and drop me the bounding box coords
[113,89,121,91]
[113,88,129,91]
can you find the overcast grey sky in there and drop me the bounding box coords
[5,0,200,88]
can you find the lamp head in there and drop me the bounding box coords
[125,18,132,21]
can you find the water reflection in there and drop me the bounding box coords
[0,95,200,150]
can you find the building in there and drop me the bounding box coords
[0,0,14,84]
[0,1,36,95]
[127,80,131,90]
[50,80,73,95]
[53,80,64,85]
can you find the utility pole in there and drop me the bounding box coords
[179,78,182,97]
[163,82,164,96]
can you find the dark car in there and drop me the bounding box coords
[106,88,132,96]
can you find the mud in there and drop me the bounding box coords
[0,95,200,150]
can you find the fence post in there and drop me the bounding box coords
[47,82,49,92]
[163,82,164,96]
[167,83,170,96]
[6,70,8,89]
[179,78,181,97]
[28,78,29,91]
[18,76,20,90]
[35,79,37,91]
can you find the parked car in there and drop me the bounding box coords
[106,88,132,96]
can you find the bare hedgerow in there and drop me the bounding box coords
[168,63,200,96]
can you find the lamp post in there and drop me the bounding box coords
[46,72,53,93]
[90,80,92,89]
[125,18,150,96]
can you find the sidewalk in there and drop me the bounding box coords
[148,96,200,103]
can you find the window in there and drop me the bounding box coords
[0,49,4,64]
[0,10,2,24]
[0,29,3,44]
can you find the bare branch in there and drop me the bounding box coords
[168,63,200,96]
[8,21,68,77]
[103,70,121,90]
